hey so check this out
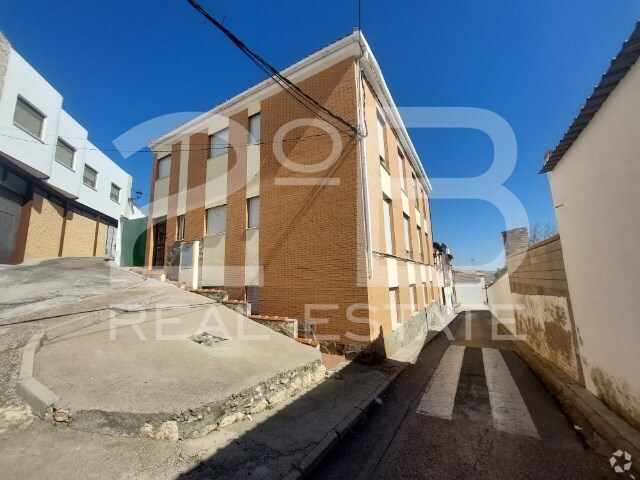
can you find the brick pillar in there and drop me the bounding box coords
[224,110,248,300]
[145,153,158,267]
[185,132,208,241]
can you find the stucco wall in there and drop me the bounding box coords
[548,59,640,429]
[455,283,486,307]
[506,236,581,382]
[486,273,516,335]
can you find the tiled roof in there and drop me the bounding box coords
[452,268,481,284]
[541,21,640,173]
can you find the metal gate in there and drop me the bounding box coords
[0,188,22,264]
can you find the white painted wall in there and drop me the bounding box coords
[455,283,485,308]
[548,59,640,423]
[0,46,134,223]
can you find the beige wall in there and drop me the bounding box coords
[62,210,97,257]
[548,59,640,429]
[506,236,581,382]
[486,273,516,335]
[24,194,64,260]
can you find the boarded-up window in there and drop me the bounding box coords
[207,205,226,235]
[83,165,97,189]
[209,128,229,158]
[157,155,171,179]
[55,139,75,169]
[14,97,45,138]
[247,196,260,228]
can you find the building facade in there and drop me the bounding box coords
[0,31,137,265]
[146,32,441,355]
[541,22,640,428]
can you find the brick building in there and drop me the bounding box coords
[146,31,441,356]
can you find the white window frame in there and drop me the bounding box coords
[157,155,171,179]
[13,96,45,140]
[247,196,260,229]
[209,128,229,158]
[110,183,121,203]
[383,196,393,255]
[55,138,75,170]
[177,215,185,240]
[403,214,412,258]
[376,109,387,168]
[398,149,406,192]
[249,113,260,143]
[83,164,98,189]
[409,284,417,313]
[389,288,399,329]
[206,205,226,235]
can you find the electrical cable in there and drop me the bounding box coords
[185,0,360,138]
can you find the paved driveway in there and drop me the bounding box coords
[0,257,143,322]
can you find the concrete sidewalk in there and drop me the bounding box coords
[1,311,459,479]
[31,283,323,439]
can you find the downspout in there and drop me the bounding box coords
[356,31,373,278]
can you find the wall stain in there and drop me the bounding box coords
[591,366,640,431]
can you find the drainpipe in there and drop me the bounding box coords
[356,31,373,278]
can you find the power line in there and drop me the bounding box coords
[185,0,360,138]
[0,129,354,154]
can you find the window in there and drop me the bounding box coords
[249,113,260,143]
[209,128,229,158]
[83,165,97,189]
[13,97,45,139]
[425,232,430,264]
[376,109,387,169]
[403,214,412,258]
[423,281,428,304]
[422,192,428,219]
[383,196,393,255]
[417,226,423,261]
[247,196,260,228]
[55,139,75,169]
[177,215,185,240]
[110,183,121,203]
[412,173,419,208]
[389,288,399,328]
[398,149,406,192]
[206,205,226,235]
[409,284,417,313]
[157,155,171,179]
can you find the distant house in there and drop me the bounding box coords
[452,268,486,307]
[0,31,141,265]
[541,21,640,427]
[433,242,455,313]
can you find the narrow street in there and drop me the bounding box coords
[311,311,618,480]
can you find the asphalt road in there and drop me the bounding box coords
[311,311,619,480]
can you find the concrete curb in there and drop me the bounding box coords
[17,331,59,419]
[502,324,640,470]
[285,329,449,479]
[18,291,168,418]
[44,291,168,341]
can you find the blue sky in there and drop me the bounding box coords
[2,1,639,269]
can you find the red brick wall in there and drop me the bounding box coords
[259,57,371,343]
[184,131,209,242]
[224,110,249,299]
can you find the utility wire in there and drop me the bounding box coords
[185,0,360,138]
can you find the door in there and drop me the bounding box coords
[152,221,167,267]
[0,188,22,264]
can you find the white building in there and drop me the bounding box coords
[541,21,640,428]
[0,30,139,264]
